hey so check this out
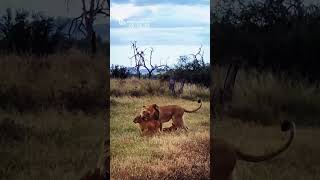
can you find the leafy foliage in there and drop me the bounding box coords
[163,55,210,87]
[110,65,130,79]
[0,9,72,56]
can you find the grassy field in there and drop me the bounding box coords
[213,117,320,180]
[0,110,105,180]
[110,96,210,180]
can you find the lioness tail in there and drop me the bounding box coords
[184,99,202,113]
[236,120,295,162]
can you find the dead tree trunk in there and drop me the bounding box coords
[169,78,175,96]
[137,66,141,79]
[129,42,167,79]
[67,0,109,56]
[223,65,237,101]
[91,31,97,56]
[177,80,185,95]
[129,41,142,79]
[221,59,240,112]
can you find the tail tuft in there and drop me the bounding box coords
[197,99,201,103]
[281,120,292,132]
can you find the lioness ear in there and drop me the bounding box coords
[152,104,160,120]
[153,104,159,111]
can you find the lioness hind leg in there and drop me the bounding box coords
[172,116,188,132]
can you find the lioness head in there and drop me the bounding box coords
[141,104,160,120]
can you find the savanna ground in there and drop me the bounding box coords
[110,79,210,179]
[0,51,107,179]
[213,66,320,180]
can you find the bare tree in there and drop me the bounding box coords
[65,0,110,56]
[190,45,205,66]
[129,41,168,78]
[129,41,143,78]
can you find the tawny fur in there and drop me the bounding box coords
[141,100,202,131]
[133,115,161,135]
[213,120,295,180]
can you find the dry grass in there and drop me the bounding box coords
[0,50,107,111]
[213,117,320,180]
[110,96,210,180]
[110,78,209,101]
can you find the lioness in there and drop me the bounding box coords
[213,120,295,180]
[133,115,161,135]
[141,99,202,131]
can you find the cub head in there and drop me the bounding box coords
[133,115,145,123]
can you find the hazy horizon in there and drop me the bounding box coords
[111,44,210,67]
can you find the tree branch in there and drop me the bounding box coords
[68,13,86,38]
[97,10,110,17]
[90,0,95,13]
[81,0,87,12]
[96,0,101,11]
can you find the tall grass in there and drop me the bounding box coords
[110,78,210,101]
[213,65,320,125]
[0,50,107,112]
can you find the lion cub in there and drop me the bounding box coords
[133,115,161,135]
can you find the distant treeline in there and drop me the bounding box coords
[0,8,105,56]
[212,0,320,81]
[111,55,210,87]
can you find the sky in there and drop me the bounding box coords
[110,0,210,66]
[0,0,210,66]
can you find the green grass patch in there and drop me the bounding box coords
[110,96,210,179]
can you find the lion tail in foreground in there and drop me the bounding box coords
[184,99,202,113]
[236,120,295,162]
